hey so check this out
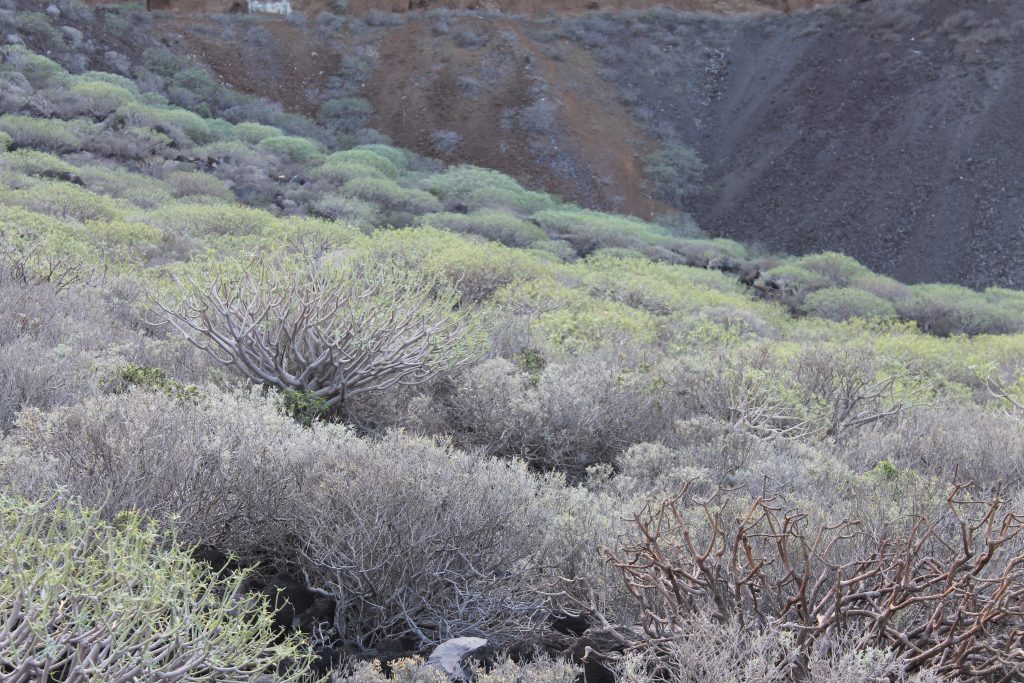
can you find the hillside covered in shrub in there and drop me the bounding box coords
[2,21,1024,683]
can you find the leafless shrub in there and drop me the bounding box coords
[0,275,128,431]
[446,354,678,473]
[0,239,96,292]
[0,389,303,551]
[334,655,579,683]
[1,388,558,651]
[598,482,1024,681]
[0,338,93,432]
[681,346,926,441]
[613,611,942,683]
[294,431,557,650]
[152,255,480,414]
[840,404,1024,491]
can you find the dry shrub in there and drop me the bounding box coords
[680,345,923,441]
[446,355,678,473]
[0,338,93,432]
[0,389,303,551]
[0,388,558,650]
[335,656,579,683]
[613,611,942,683]
[598,482,1024,681]
[840,404,1024,490]
[0,276,124,431]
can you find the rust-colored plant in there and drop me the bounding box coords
[599,481,1024,680]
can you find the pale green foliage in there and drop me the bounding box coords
[531,207,671,254]
[354,143,409,171]
[115,102,214,144]
[0,46,67,89]
[69,79,138,116]
[146,202,276,236]
[0,148,76,177]
[342,176,442,215]
[898,283,1023,336]
[0,131,11,151]
[78,165,174,209]
[232,121,283,143]
[311,193,382,225]
[0,182,120,223]
[258,134,323,162]
[802,286,898,321]
[324,149,400,178]
[423,209,548,248]
[0,493,314,682]
[165,170,234,200]
[421,164,526,202]
[0,114,83,152]
[311,157,389,185]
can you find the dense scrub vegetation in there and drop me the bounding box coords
[2,26,1024,682]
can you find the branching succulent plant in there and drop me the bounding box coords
[0,494,315,682]
[153,255,480,412]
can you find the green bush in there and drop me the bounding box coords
[897,283,1024,336]
[0,46,67,89]
[83,218,164,262]
[115,102,214,145]
[1,182,120,223]
[78,165,173,209]
[257,134,322,163]
[0,494,313,681]
[232,121,283,143]
[310,193,381,226]
[531,207,671,254]
[422,209,548,248]
[801,287,898,322]
[107,363,201,402]
[69,80,138,117]
[643,142,707,205]
[0,114,83,152]
[422,164,526,200]
[464,184,559,215]
[0,131,11,152]
[278,387,328,425]
[146,202,276,237]
[355,143,409,171]
[76,70,140,93]
[849,272,909,301]
[165,170,235,200]
[324,149,399,178]
[341,176,442,216]
[310,157,389,185]
[791,252,873,286]
[0,148,77,177]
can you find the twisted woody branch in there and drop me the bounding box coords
[584,481,1024,680]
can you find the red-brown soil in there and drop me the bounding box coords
[366,17,672,216]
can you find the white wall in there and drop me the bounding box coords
[247,0,291,15]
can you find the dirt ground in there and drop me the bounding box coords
[365,17,673,216]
